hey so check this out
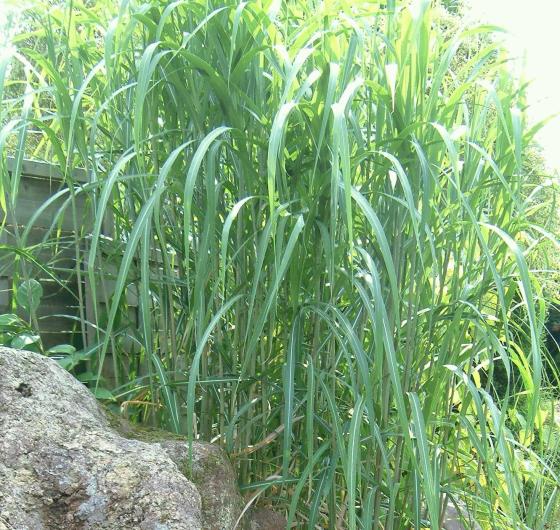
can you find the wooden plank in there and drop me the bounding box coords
[0,252,77,278]
[39,330,80,350]
[1,225,76,246]
[0,292,80,318]
[37,314,80,331]
[0,278,9,311]
[6,157,89,183]
[5,176,91,232]
[0,226,84,281]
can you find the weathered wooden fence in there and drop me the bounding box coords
[1,157,138,354]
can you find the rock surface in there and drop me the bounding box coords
[249,508,287,530]
[0,347,246,530]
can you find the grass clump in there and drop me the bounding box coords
[1,0,559,527]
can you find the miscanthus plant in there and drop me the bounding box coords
[1,0,558,527]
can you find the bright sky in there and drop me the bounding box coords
[467,0,560,172]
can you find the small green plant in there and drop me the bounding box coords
[0,279,116,401]
[0,279,43,351]
[0,312,40,350]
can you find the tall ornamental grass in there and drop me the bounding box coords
[1,0,558,527]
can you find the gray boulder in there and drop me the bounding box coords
[0,347,245,530]
[249,508,287,530]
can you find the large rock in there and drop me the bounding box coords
[0,347,245,530]
[249,508,287,530]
